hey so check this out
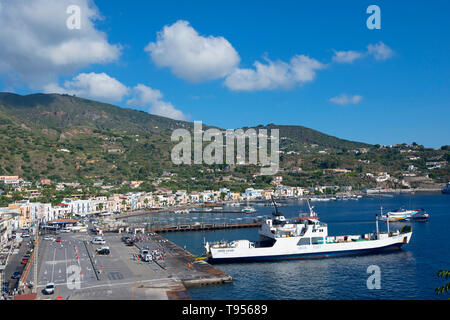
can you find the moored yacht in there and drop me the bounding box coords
[241,206,256,214]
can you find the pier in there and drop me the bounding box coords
[21,229,232,300]
[151,221,263,233]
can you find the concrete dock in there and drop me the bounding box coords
[22,231,231,300]
[151,221,263,233]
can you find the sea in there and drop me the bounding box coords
[128,194,450,300]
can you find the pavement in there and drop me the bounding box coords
[20,228,230,300]
[1,239,32,295]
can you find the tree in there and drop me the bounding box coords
[435,270,450,296]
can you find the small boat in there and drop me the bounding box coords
[241,206,256,214]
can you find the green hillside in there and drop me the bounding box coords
[0,92,447,192]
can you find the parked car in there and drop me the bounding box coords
[96,247,110,255]
[44,282,55,295]
[12,271,21,279]
[21,258,29,265]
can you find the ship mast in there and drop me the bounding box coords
[375,211,380,239]
[383,205,390,235]
[271,195,282,217]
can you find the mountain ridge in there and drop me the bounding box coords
[0,92,376,186]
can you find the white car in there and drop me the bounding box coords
[91,237,105,245]
[44,282,55,295]
[43,236,55,241]
[60,228,71,233]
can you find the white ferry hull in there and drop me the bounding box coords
[208,232,412,263]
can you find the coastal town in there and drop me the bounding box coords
[0,170,445,248]
[0,171,446,300]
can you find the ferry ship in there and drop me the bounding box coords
[204,199,412,263]
[381,207,429,222]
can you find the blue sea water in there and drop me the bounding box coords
[162,194,450,300]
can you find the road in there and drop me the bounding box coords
[2,239,32,294]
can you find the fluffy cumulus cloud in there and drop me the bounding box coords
[46,75,187,120]
[45,72,129,102]
[329,94,363,106]
[0,0,121,86]
[367,41,394,61]
[224,55,325,91]
[145,20,240,82]
[126,84,188,121]
[332,50,364,64]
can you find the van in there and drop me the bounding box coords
[140,249,151,261]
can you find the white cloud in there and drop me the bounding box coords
[332,50,364,64]
[0,0,121,86]
[224,55,325,91]
[145,20,240,82]
[367,41,394,61]
[329,94,362,106]
[44,72,129,103]
[126,84,188,121]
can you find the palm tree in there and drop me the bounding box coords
[435,270,450,296]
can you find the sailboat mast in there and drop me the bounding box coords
[375,212,380,239]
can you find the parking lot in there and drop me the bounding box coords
[1,237,33,297]
[21,229,184,299]
[4,218,231,300]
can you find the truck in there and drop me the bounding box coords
[140,249,152,262]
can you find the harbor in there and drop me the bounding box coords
[164,193,450,299]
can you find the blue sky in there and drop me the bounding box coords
[0,0,449,148]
